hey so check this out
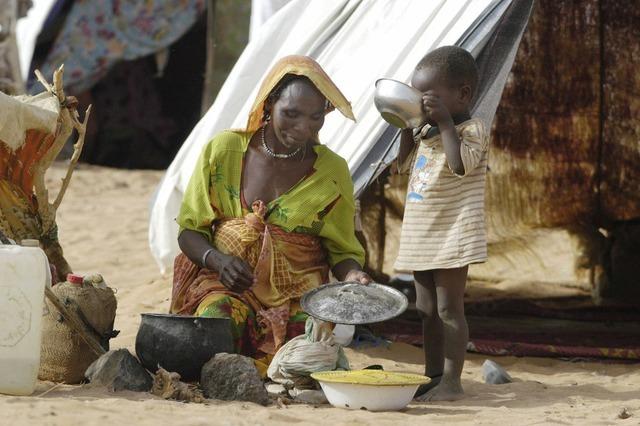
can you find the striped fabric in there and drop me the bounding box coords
[395,118,489,271]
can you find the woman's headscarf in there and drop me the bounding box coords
[246,55,355,134]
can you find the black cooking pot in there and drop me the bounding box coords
[135,313,234,381]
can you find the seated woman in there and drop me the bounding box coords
[171,56,371,362]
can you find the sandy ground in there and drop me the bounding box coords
[1,164,639,425]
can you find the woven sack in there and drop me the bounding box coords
[38,276,117,383]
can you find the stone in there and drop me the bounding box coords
[200,353,270,406]
[265,382,287,398]
[289,388,328,405]
[482,359,513,384]
[85,349,153,392]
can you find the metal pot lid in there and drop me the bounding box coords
[300,282,408,325]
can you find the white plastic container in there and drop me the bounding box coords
[0,241,50,395]
[332,324,355,346]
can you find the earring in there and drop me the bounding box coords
[325,99,334,112]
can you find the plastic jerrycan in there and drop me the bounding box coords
[0,240,51,396]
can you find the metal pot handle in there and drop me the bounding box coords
[193,318,203,330]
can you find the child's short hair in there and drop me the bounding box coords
[416,46,478,95]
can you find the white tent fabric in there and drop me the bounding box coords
[249,0,293,41]
[15,0,56,80]
[149,0,517,272]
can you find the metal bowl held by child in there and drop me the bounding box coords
[312,370,430,411]
[301,282,408,325]
[135,313,233,381]
[374,78,426,129]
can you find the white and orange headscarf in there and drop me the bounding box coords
[246,55,356,134]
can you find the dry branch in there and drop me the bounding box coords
[33,65,92,235]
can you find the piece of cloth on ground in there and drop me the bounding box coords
[267,317,349,389]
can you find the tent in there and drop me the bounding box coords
[21,0,205,95]
[0,0,29,94]
[15,0,209,168]
[249,0,291,41]
[149,0,534,272]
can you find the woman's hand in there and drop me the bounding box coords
[209,252,255,293]
[344,269,372,285]
[332,259,371,285]
[178,229,255,293]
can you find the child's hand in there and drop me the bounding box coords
[422,91,453,126]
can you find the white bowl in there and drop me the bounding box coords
[311,370,429,411]
[318,381,419,411]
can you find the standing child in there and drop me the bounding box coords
[394,46,488,401]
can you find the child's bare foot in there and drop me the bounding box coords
[416,381,464,402]
[414,374,442,398]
